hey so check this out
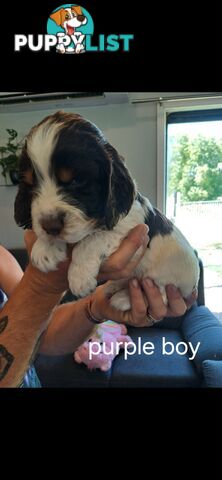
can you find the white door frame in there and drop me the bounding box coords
[157,96,222,213]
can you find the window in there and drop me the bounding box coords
[165,108,222,319]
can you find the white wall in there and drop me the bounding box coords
[0,100,157,248]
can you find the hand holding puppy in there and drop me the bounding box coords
[24,224,196,328]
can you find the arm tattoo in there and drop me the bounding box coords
[0,315,41,384]
[0,316,14,381]
[0,316,8,334]
[0,345,14,381]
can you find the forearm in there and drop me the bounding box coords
[0,246,24,297]
[39,297,95,355]
[0,269,62,388]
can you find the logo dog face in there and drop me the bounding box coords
[50,6,87,35]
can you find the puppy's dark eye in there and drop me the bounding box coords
[56,168,86,186]
[20,168,35,186]
[57,168,75,184]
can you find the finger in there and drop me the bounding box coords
[165,285,187,317]
[100,224,149,275]
[142,278,167,321]
[129,278,150,326]
[184,288,198,310]
[24,230,37,257]
[90,285,129,325]
[98,233,150,283]
[99,237,149,282]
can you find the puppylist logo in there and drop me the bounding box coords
[14,4,134,54]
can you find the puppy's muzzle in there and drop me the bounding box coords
[40,212,65,236]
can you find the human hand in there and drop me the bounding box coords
[98,224,149,282]
[88,278,198,327]
[135,279,198,326]
[24,224,149,294]
[24,230,73,295]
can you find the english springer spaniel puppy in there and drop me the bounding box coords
[14,111,199,316]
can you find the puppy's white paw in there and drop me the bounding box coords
[105,280,127,297]
[110,289,131,311]
[75,43,84,53]
[31,239,67,273]
[56,44,66,54]
[68,265,97,297]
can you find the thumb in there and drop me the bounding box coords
[24,230,37,257]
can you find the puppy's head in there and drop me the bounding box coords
[14,111,135,243]
[50,6,87,34]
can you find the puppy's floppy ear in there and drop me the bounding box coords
[104,144,135,229]
[14,184,33,229]
[71,6,83,16]
[50,8,64,26]
[14,147,33,229]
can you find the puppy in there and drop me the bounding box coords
[14,111,200,317]
[50,5,87,53]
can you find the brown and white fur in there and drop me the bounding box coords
[14,111,200,317]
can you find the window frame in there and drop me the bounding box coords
[157,96,222,213]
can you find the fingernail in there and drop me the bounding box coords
[137,224,148,240]
[191,287,197,296]
[143,236,149,247]
[135,245,143,256]
[131,278,139,288]
[168,285,177,293]
[141,225,149,241]
[143,278,154,288]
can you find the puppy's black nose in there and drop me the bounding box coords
[41,213,65,236]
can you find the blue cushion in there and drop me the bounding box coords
[202,360,222,388]
[110,327,200,388]
[35,353,112,388]
[181,306,222,374]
